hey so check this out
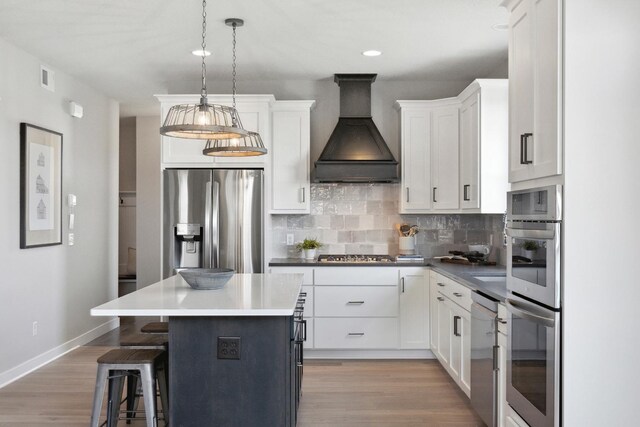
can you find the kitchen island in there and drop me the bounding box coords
[91,273,304,427]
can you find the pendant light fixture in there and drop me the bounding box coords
[160,0,247,140]
[202,18,268,157]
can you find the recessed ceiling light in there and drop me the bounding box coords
[362,50,382,57]
[191,49,211,57]
[491,24,509,31]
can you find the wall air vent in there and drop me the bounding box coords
[40,65,55,92]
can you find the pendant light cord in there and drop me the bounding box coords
[232,22,237,109]
[200,0,207,103]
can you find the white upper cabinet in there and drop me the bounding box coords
[431,106,460,210]
[396,99,459,214]
[270,101,315,214]
[399,106,432,212]
[504,0,563,183]
[156,94,274,167]
[397,80,508,214]
[459,79,509,213]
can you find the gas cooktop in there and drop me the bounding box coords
[317,254,394,263]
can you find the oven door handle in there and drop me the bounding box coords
[505,227,555,240]
[506,299,555,328]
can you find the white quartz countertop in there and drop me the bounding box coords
[91,273,303,317]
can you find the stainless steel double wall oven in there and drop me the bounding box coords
[505,185,562,427]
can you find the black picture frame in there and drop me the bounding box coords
[20,123,63,248]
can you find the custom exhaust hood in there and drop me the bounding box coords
[313,74,399,183]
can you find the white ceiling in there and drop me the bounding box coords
[0,0,508,107]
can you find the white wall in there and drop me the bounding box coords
[563,0,640,424]
[0,38,119,385]
[136,116,161,289]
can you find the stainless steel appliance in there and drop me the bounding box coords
[471,291,499,427]
[505,185,561,427]
[162,169,263,278]
[317,254,394,263]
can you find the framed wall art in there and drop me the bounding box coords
[20,123,63,248]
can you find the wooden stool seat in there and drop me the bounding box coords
[120,333,168,348]
[97,348,164,365]
[141,321,168,334]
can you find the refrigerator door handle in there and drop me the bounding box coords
[212,181,220,268]
[204,181,212,269]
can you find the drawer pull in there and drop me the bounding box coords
[437,283,445,287]
[497,317,507,324]
[437,296,445,301]
[347,332,365,336]
[453,292,463,297]
[346,301,365,305]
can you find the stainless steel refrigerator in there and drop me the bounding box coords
[162,169,263,278]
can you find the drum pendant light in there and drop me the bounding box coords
[160,0,247,140]
[202,19,268,157]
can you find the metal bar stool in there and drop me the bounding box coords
[140,321,168,334]
[120,334,169,424]
[90,348,168,427]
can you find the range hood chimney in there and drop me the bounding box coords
[313,74,399,183]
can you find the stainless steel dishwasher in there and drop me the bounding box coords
[471,291,499,427]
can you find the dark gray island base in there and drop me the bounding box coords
[169,315,302,427]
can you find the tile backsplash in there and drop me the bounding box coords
[271,183,506,262]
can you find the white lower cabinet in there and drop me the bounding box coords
[399,268,429,349]
[271,266,431,352]
[429,271,471,397]
[498,329,507,427]
[314,318,399,349]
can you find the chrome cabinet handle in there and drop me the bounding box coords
[437,296,445,301]
[301,187,306,203]
[433,187,437,203]
[497,317,507,324]
[406,187,410,203]
[437,282,445,287]
[346,301,365,305]
[348,332,365,336]
[463,184,470,201]
[453,292,463,297]
[401,277,405,293]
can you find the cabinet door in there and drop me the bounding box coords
[531,0,562,180]
[460,92,480,209]
[161,102,214,164]
[448,301,471,397]
[400,108,432,212]
[508,0,534,182]
[399,269,429,349]
[498,331,507,427]
[431,106,460,210]
[436,294,451,365]
[429,275,440,351]
[214,103,269,165]
[271,110,310,213]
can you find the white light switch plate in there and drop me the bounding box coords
[68,233,74,246]
[286,234,294,246]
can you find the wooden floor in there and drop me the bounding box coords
[0,322,484,426]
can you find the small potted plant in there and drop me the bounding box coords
[521,240,539,259]
[296,238,322,260]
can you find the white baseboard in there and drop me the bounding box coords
[0,318,120,389]
[305,349,435,359]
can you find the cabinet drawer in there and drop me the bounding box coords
[433,273,472,311]
[314,267,398,286]
[497,303,508,335]
[270,267,313,285]
[314,318,399,349]
[315,286,398,317]
[301,285,314,318]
